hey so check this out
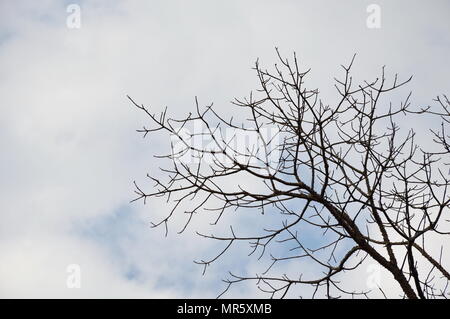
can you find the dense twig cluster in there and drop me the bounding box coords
[129,50,449,299]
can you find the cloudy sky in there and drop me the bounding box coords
[0,0,449,298]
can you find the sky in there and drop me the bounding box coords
[0,0,449,298]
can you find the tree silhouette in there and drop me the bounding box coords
[129,50,450,299]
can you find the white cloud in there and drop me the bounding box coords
[0,0,448,298]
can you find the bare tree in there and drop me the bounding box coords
[128,50,450,299]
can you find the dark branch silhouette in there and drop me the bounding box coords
[129,50,449,299]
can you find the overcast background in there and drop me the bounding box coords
[0,0,449,298]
